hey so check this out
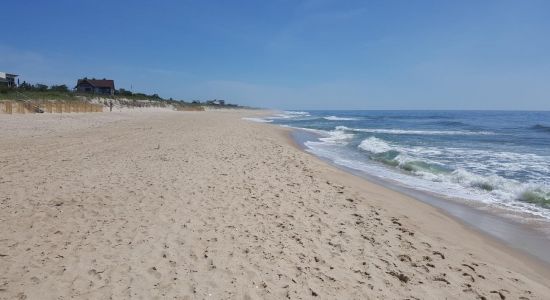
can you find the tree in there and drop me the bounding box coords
[19,81,32,90]
[50,84,69,92]
[116,88,133,96]
[35,84,48,91]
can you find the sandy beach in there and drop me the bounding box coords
[1,110,549,299]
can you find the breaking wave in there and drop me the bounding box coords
[358,136,393,153]
[531,124,550,133]
[353,135,550,216]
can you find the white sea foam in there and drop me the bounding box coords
[319,130,355,144]
[280,125,327,135]
[305,138,550,219]
[242,117,273,123]
[324,116,359,121]
[336,126,494,136]
[354,135,550,182]
[283,111,310,115]
[429,148,550,183]
[358,137,393,153]
[301,131,550,219]
[264,111,311,120]
[284,126,354,145]
[357,136,408,156]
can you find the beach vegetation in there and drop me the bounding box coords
[50,84,69,92]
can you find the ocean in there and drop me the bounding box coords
[247,110,550,222]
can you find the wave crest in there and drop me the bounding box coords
[358,136,393,153]
[531,124,550,133]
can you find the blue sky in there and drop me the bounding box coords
[2,0,549,109]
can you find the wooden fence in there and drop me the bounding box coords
[0,101,103,114]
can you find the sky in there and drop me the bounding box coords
[2,0,549,110]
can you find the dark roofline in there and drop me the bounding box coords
[77,78,115,89]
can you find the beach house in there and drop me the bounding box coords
[206,99,226,105]
[75,78,115,95]
[0,72,18,88]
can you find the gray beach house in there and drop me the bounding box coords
[75,78,115,95]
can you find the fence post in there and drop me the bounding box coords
[17,102,24,114]
[5,102,12,114]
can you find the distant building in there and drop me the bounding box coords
[75,78,115,95]
[0,72,18,88]
[206,99,226,105]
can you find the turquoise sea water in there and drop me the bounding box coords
[247,110,550,220]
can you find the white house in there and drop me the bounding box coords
[0,72,18,87]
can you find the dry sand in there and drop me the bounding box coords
[1,110,549,299]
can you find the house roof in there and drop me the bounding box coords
[77,79,115,89]
[0,72,18,79]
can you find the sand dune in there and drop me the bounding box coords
[1,110,549,299]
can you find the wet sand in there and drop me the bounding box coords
[1,110,549,299]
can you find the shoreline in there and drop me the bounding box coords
[287,127,550,266]
[1,110,549,299]
[249,112,550,281]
